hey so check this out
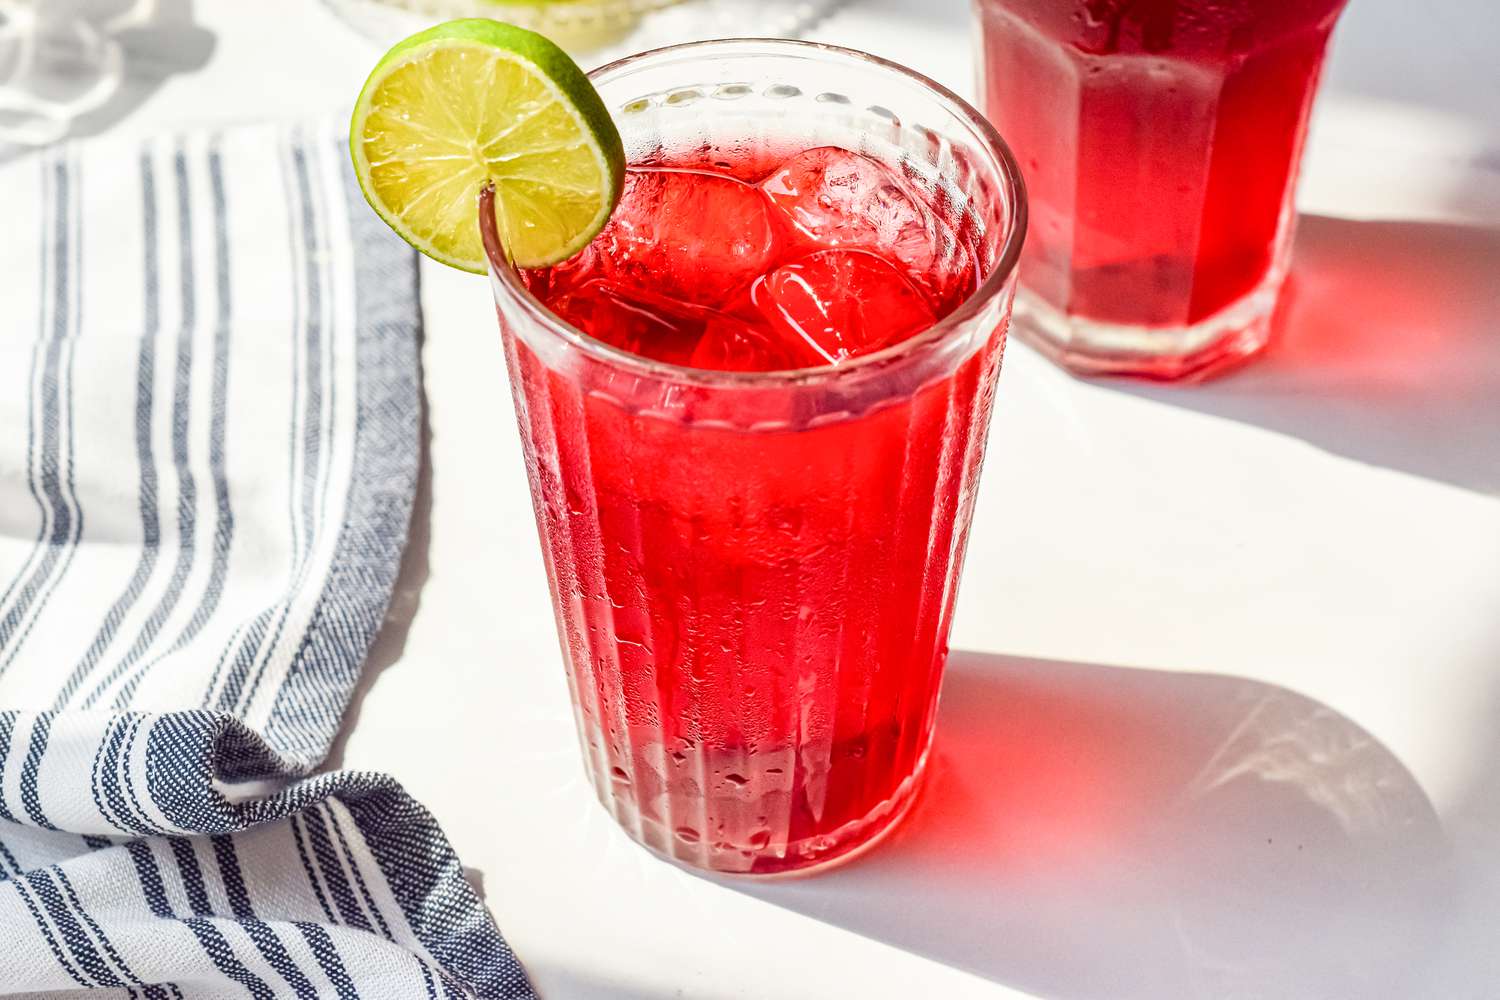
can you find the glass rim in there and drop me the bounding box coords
[481,36,1028,387]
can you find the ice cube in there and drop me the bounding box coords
[547,279,715,367]
[546,278,811,373]
[689,304,823,373]
[748,249,937,364]
[761,147,930,255]
[585,168,782,308]
[760,147,976,313]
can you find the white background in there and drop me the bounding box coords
[69,1,1500,997]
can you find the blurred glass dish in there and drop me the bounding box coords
[322,0,845,60]
[0,0,123,149]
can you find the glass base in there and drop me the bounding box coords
[594,745,931,878]
[1012,273,1282,382]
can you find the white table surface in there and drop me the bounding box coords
[76,1,1500,997]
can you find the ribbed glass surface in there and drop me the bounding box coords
[501,311,1006,873]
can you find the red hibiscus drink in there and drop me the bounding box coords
[977,0,1349,379]
[483,40,1026,875]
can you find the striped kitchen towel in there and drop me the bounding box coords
[0,123,536,998]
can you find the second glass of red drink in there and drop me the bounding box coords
[484,39,1026,875]
[977,0,1349,379]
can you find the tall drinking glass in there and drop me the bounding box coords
[976,0,1349,379]
[483,40,1026,876]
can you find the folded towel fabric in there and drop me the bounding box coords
[0,122,535,999]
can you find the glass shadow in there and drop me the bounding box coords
[729,651,1450,999]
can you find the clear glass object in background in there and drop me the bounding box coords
[483,39,1026,876]
[976,0,1351,380]
[323,0,847,62]
[0,0,123,149]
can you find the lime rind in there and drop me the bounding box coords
[349,19,625,272]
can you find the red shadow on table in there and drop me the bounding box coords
[729,652,1450,999]
[1108,215,1500,496]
